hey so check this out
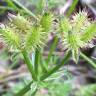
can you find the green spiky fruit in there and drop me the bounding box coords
[0,13,51,52]
[0,25,20,49]
[24,25,46,51]
[59,11,96,63]
[40,12,53,32]
[8,13,32,32]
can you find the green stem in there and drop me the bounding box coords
[12,0,39,20]
[80,52,96,68]
[31,89,38,96]
[41,59,48,73]
[0,6,14,10]
[40,50,48,73]
[22,50,37,81]
[15,81,33,96]
[40,51,71,80]
[6,0,19,10]
[16,51,70,95]
[34,49,40,76]
[66,0,78,17]
[46,36,58,64]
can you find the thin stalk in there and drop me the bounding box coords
[22,50,37,81]
[12,0,39,20]
[40,51,71,80]
[40,49,48,73]
[31,89,38,96]
[34,49,40,76]
[16,51,70,95]
[6,0,18,10]
[46,36,58,64]
[40,58,48,73]
[0,6,14,10]
[80,52,96,68]
[66,0,78,17]
[15,81,33,96]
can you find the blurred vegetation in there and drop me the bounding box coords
[0,0,96,96]
[76,84,96,96]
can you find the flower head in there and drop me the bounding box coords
[40,12,54,32]
[59,11,96,63]
[0,24,20,49]
[0,13,52,52]
[8,13,32,32]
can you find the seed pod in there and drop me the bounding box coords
[40,12,53,32]
[8,13,31,32]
